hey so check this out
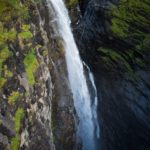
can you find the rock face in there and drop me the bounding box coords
[74,0,150,150]
[0,1,75,150]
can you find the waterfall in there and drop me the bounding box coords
[46,0,99,149]
[83,62,100,139]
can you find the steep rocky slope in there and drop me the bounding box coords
[74,0,150,150]
[0,0,75,149]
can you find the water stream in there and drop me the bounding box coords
[46,0,100,149]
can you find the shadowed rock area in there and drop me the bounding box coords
[74,0,150,150]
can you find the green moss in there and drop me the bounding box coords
[4,70,13,78]
[18,31,33,39]
[0,0,29,22]
[111,18,129,38]
[0,47,12,77]
[42,49,48,57]
[18,24,33,40]
[22,24,30,31]
[0,1,15,22]
[0,77,6,88]
[11,108,24,150]
[23,49,38,85]
[0,1,8,14]
[0,47,12,89]
[106,0,149,73]
[111,0,150,40]
[65,0,78,8]
[0,47,12,62]
[98,47,133,73]
[0,25,17,43]
[3,65,13,78]
[14,108,24,133]
[11,136,19,150]
[7,29,17,41]
[8,91,19,105]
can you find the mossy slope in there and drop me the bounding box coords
[97,0,150,76]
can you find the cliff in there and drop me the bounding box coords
[74,0,150,150]
[0,0,75,149]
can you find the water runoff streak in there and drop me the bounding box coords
[46,0,100,149]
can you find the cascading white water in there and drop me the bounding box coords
[46,0,99,149]
[83,62,100,139]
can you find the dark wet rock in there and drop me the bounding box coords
[94,67,150,150]
[73,0,150,150]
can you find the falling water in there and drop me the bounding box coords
[46,0,99,149]
[83,62,100,139]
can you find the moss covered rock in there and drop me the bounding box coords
[95,0,150,75]
[65,0,78,8]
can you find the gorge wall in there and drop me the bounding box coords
[73,0,150,150]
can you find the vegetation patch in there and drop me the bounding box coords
[0,24,17,43]
[65,0,78,8]
[100,0,150,74]
[23,49,39,85]
[0,47,12,88]
[11,108,25,150]
[111,0,150,40]
[0,0,28,22]
[18,24,33,40]
[11,136,19,150]
[18,31,33,39]
[0,1,40,149]
[14,108,25,133]
[0,47,12,71]
[8,91,19,105]
[98,47,133,73]
[0,77,6,88]
[3,65,13,78]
